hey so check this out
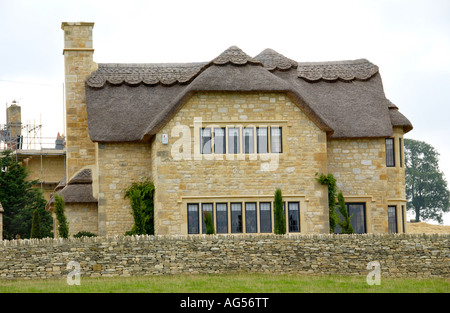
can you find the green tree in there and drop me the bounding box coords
[0,150,52,239]
[405,139,450,223]
[30,209,42,239]
[274,188,286,234]
[124,178,155,235]
[316,173,339,233]
[54,193,69,238]
[336,192,353,234]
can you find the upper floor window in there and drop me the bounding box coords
[199,124,284,155]
[214,128,226,154]
[271,127,282,153]
[386,138,395,167]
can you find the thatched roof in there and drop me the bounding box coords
[85,46,412,141]
[46,169,97,211]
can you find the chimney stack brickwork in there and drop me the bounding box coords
[61,22,97,181]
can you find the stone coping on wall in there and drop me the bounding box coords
[1,233,449,246]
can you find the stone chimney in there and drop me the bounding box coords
[6,100,22,150]
[61,22,97,181]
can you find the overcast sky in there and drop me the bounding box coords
[1,0,449,224]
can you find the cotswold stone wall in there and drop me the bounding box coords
[0,234,448,280]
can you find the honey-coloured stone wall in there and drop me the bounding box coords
[151,91,329,235]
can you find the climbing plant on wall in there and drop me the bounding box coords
[316,173,341,233]
[124,178,155,236]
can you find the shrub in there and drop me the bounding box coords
[203,211,215,235]
[124,178,155,236]
[73,231,97,238]
[337,192,353,234]
[274,188,286,234]
[54,193,69,239]
[30,209,42,239]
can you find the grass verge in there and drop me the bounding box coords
[0,273,448,293]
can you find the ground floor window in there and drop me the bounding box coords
[231,203,243,233]
[335,203,366,234]
[288,202,300,232]
[186,198,301,234]
[187,203,199,234]
[388,205,398,233]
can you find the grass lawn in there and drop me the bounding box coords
[0,273,448,293]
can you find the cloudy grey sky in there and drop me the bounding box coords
[1,0,449,224]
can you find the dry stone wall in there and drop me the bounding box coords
[0,234,448,280]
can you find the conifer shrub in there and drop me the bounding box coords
[203,211,215,235]
[54,193,69,239]
[30,209,42,239]
[274,188,286,234]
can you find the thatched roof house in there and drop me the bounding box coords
[58,22,414,236]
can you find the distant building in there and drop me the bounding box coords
[1,102,66,201]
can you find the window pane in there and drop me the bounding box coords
[231,203,242,233]
[201,203,213,234]
[243,127,254,154]
[245,202,257,233]
[216,203,228,234]
[214,128,226,154]
[388,206,397,233]
[386,138,395,167]
[260,202,272,233]
[271,127,282,153]
[348,203,366,234]
[228,128,240,154]
[200,128,211,154]
[399,138,403,167]
[257,127,268,153]
[288,202,300,232]
[187,204,199,234]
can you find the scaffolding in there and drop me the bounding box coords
[1,102,66,194]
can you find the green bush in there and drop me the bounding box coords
[124,178,155,236]
[73,231,97,238]
[203,212,215,235]
[54,193,69,239]
[274,188,286,234]
[337,192,353,234]
[30,209,42,239]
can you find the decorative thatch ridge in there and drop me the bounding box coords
[86,62,209,88]
[211,45,262,66]
[297,59,379,81]
[254,48,298,71]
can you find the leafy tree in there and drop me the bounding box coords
[0,150,52,239]
[336,192,353,234]
[405,139,450,223]
[274,188,286,234]
[54,193,69,238]
[124,178,155,235]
